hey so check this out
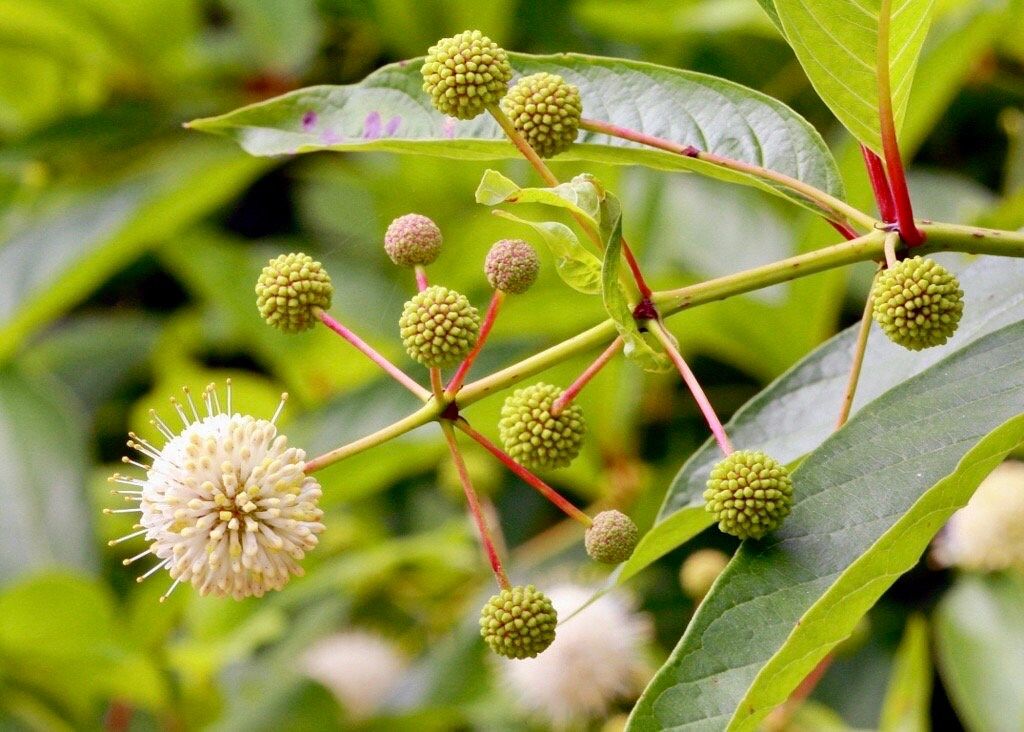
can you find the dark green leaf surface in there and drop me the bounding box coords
[628,319,1024,730]
[774,0,936,153]
[662,255,1024,517]
[935,573,1024,732]
[188,53,845,210]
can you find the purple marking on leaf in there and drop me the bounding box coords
[301,111,317,131]
[384,115,401,136]
[320,129,343,145]
[363,112,382,139]
[398,59,409,67]
[443,117,457,139]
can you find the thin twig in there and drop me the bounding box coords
[551,337,623,416]
[836,267,881,428]
[447,290,504,396]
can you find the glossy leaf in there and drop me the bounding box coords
[774,0,936,153]
[187,53,845,211]
[475,169,602,225]
[935,573,1024,732]
[879,615,931,732]
[628,319,1024,731]
[661,255,1024,518]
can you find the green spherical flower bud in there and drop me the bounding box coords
[500,72,582,159]
[704,450,793,540]
[485,239,540,294]
[585,510,639,564]
[421,30,513,120]
[872,256,963,350]
[498,383,586,470]
[479,584,557,659]
[679,548,730,600]
[399,285,480,368]
[255,252,333,333]
[384,213,443,267]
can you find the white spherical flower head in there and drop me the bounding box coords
[497,583,651,728]
[300,631,406,720]
[932,461,1024,572]
[106,382,324,601]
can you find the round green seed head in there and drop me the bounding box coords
[500,72,582,158]
[498,383,586,470]
[872,256,963,350]
[421,30,513,120]
[585,510,639,564]
[399,285,480,368]
[679,548,730,600]
[703,450,793,540]
[384,213,443,267]
[484,239,540,294]
[479,584,557,659]
[255,252,333,333]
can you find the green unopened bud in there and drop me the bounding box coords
[585,510,639,564]
[255,253,332,333]
[384,213,443,267]
[500,72,583,158]
[479,584,557,659]
[872,256,963,350]
[704,450,793,540]
[421,30,513,120]
[399,285,480,368]
[498,383,586,470]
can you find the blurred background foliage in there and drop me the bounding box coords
[2,0,1024,730]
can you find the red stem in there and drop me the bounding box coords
[828,220,859,241]
[877,0,924,246]
[860,145,897,223]
[456,419,593,527]
[440,422,511,590]
[316,309,430,400]
[621,242,653,298]
[446,290,504,396]
[551,337,623,416]
[648,321,734,456]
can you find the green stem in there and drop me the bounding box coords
[304,402,439,472]
[310,221,1024,463]
[836,268,880,429]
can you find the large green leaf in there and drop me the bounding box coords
[934,573,1024,732]
[628,320,1024,731]
[662,255,1024,517]
[0,138,269,363]
[187,53,845,210]
[774,0,936,153]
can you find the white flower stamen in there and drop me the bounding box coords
[106,382,324,601]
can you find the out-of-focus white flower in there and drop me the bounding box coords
[932,461,1024,572]
[497,583,651,728]
[106,382,324,601]
[300,631,407,719]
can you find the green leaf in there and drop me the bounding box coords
[474,169,602,225]
[935,573,1024,732]
[187,52,845,211]
[879,615,931,732]
[0,366,92,582]
[491,210,603,295]
[660,255,1024,518]
[774,0,936,153]
[0,139,269,363]
[627,319,1024,731]
[599,195,670,372]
